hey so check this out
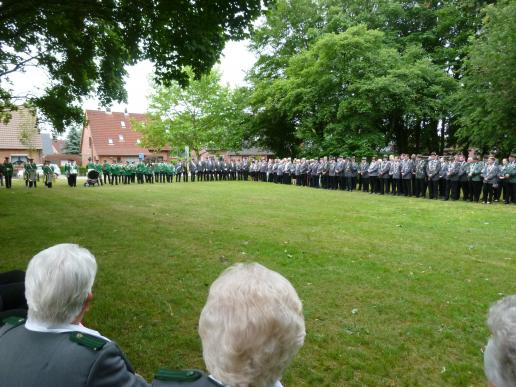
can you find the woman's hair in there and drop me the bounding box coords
[484,295,516,387]
[25,244,97,325]
[199,263,305,387]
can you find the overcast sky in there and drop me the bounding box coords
[8,39,257,115]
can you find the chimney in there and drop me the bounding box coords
[124,107,128,115]
[106,107,112,114]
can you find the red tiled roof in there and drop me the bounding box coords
[53,139,66,153]
[0,107,42,150]
[84,110,169,156]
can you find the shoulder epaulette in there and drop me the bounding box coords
[69,331,107,351]
[154,369,203,383]
[1,316,26,327]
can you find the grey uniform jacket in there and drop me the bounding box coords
[152,370,223,387]
[482,165,500,184]
[426,160,441,181]
[401,160,414,179]
[0,321,149,387]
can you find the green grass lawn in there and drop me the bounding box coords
[1,179,515,386]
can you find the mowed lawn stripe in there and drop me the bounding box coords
[0,180,514,386]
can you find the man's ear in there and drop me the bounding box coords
[84,292,93,312]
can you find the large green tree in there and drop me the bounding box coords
[134,68,236,157]
[0,0,267,131]
[247,0,495,156]
[455,0,516,155]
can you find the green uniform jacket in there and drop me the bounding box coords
[3,162,13,176]
[506,162,516,183]
[469,162,483,182]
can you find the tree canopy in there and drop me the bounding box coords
[240,0,513,157]
[133,68,238,158]
[0,0,267,131]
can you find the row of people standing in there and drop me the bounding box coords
[247,153,516,205]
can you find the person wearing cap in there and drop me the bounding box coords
[468,155,483,202]
[438,156,448,199]
[426,152,441,199]
[24,158,37,188]
[0,244,150,387]
[102,160,112,185]
[86,157,95,172]
[359,157,369,193]
[367,156,379,194]
[42,160,54,188]
[506,153,516,204]
[391,155,402,195]
[2,157,13,189]
[458,154,470,201]
[497,158,509,203]
[401,153,414,196]
[414,155,427,198]
[379,155,391,195]
[444,154,461,201]
[94,161,104,186]
[481,156,499,204]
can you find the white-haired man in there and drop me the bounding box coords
[153,263,305,387]
[0,244,149,387]
[484,295,516,387]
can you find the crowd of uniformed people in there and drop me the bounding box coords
[3,152,515,205]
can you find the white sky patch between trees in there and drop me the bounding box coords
[8,39,256,117]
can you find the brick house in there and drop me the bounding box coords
[80,109,170,165]
[0,106,43,165]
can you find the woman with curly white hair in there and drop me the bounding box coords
[198,262,305,387]
[484,295,516,387]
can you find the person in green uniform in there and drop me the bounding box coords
[468,156,483,202]
[64,162,71,187]
[102,160,111,185]
[2,157,13,188]
[136,161,146,184]
[153,162,160,183]
[505,153,516,205]
[69,161,78,187]
[42,161,54,188]
[145,162,154,183]
[86,158,95,171]
[111,162,120,185]
[94,161,103,186]
[25,158,37,188]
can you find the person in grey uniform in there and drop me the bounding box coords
[359,157,369,192]
[189,159,198,182]
[367,157,379,193]
[426,152,441,199]
[414,155,427,198]
[458,154,469,201]
[0,244,149,387]
[482,156,499,204]
[438,157,448,199]
[391,156,402,195]
[401,154,414,196]
[445,154,461,200]
[379,156,391,195]
[152,263,305,387]
[335,156,345,190]
[328,157,336,189]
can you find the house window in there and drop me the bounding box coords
[108,138,114,145]
[118,134,124,142]
[120,121,126,128]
